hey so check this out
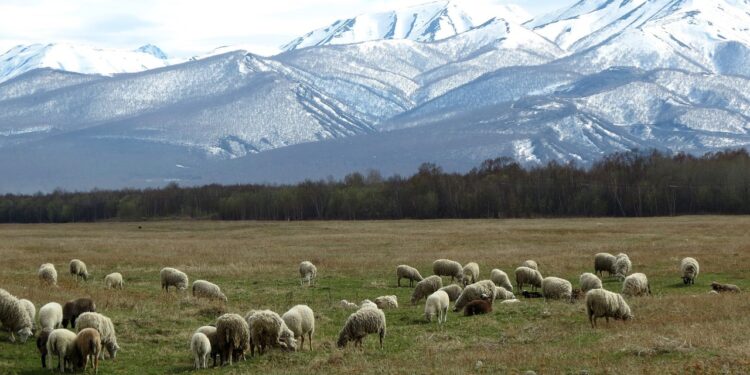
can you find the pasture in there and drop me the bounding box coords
[1,217,749,374]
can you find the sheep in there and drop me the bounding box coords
[74,328,102,374]
[0,288,33,343]
[40,302,64,331]
[579,273,603,292]
[521,260,539,271]
[424,290,449,324]
[594,252,617,277]
[62,298,96,328]
[339,300,358,309]
[585,289,633,328]
[282,305,315,351]
[464,299,492,316]
[681,257,700,285]
[47,328,78,373]
[439,284,463,302]
[215,313,250,366]
[38,263,58,286]
[613,253,632,280]
[622,273,651,297]
[75,312,119,360]
[191,332,211,369]
[195,326,220,367]
[38,328,52,368]
[69,259,89,281]
[19,298,36,329]
[454,280,497,312]
[542,277,573,301]
[396,265,424,287]
[246,310,297,356]
[160,267,188,292]
[490,269,513,292]
[337,307,386,349]
[462,262,480,286]
[360,299,378,310]
[522,291,543,299]
[104,273,123,289]
[515,266,543,292]
[374,295,398,309]
[192,280,228,302]
[711,281,741,293]
[410,275,443,304]
[432,259,464,283]
[299,261,317,287]
[494,286,515,301]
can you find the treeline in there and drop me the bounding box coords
[2,149,750,223]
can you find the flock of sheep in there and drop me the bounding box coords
[0,252,742,372]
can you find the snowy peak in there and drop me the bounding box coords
[136,44,168,60]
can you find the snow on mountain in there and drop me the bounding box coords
[136,44,168,60]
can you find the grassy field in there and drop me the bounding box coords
[1,217,749,374]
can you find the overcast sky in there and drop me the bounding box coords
[0,0,573,57]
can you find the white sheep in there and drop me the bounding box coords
[69,259,89,281]
[192,280,227,302]
[40,302,64,331]
[613,253,632,280]
[454,280,496,312]
[622,273,651,297]
[594,253,617,277]
[339,300,358,309]
[585,289,633,328]
[494,286,515,301]
[438,284,463,302]
[47,328,78,373]
[490,269,513,291]
[541,277,573,301]
[282,305,315,351]
[75,312,120,360]
[299,261,317,287]
[337,307,386,349]
[521,260,539,271]
[104,273,123,289]
[191,332,211,369]
[579,273,603,292]
[215,313,250,366]
[462,262,480,286]
[246,310,297,356]
[680,257,700,285]
[515,266,543,292]
[0,288,33,343]
[396,265,423,287]
[410,275,443,304]
[424,290,449,324]
[195,326,219,367]
[360,299,378,310]
[432,259,464,283]
[160,267,188,292]
[38,263,58,287]
[374,295,398,309]
[19,299,36,330]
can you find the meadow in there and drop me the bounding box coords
[1,217,749,374]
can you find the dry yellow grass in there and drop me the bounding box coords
[0,217,749,374]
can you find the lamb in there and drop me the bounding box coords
[424,290,449,324]
[613,253,632,280]
[579,273,603,292]
[195,326,220,367]
[191,332,211,369]
[521,260,539,271]
[215,313,250,366]
[160,267,188,292]
[681,257,700,285]
[490,269,513,291]
[192,280,228,302]
[246,310,297,356]
[47,328,78,373]
[454,280,497,312]
[711,281,741,293]
[622,273,651,297]
[360,300,378,310]
[439,284,463,302]
[74,328,102,374]
[339,300,359,309]
[494,286,515,301]
[432,259,464,283]
[38,263,58,286]
[37,328,52,368]
[104,273,123,289]
[62,298,96,328]
[282,305,315,351]
[464,299,492,316]
[594,252,617,277]
[585,289,633,328]
[19,298,36,329]
[69,259,89,281]
[374,295,398,309]
[75,312,119,360]
[337,307,386,349]
[396,265,424,287]
[299,261,317,287]
[0,288,33,343]
[515,266,543,292]
[40,302,64,331]
[410,275,443,304]
[462,262,480,286]
[542,277,573,301]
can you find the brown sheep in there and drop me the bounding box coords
[62,298,96,328]
[74,328,102,374]
[37,328,52,368]
[464,300,492,316]
[711,282,741,293]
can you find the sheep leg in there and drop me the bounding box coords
[397,277,401,287]
[308,332,313,351]
[590,315,596,329]
[379,330,384,349]
[59,353,64,373]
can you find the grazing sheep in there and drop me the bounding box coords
[494,286,515,301]
[454,280,497,312]
[711,282,741,293]
[192,280,228,302]
[47,328,78,373]
[521,260,539,271]
[622,273,651,297]
[37,328,52,368]
[282,305,315,351]
[424,290,449,324]
[38,263,58,286]
[62,298,96,328]
[490,269,513,292]
[69,259,89,281]
[160,267,188,292]
[374,296,398,309]
[104,273,123,289]
[74,328,101,374]
[681,257,700,285]
[191,332,211,369]
[40,302,64,331]
[216,313,250,366]
[246,310,298,355]
[613,253,632,280]
[585,289,633,328]
[360,300,378,310]
[19,299,36,329]
[337,307,386,349]
[75,312,119,360]
[579,273,603,292]
[438,284,463,302]
[542,277,573,301]
[0,288,33,343]
[464,299,492,316]
[410,275,443,304]
[195,326,220,367]
[432,259,464,283]
[515,266,543,292]
[594,253,617,277]
[462,262,480,286]
[299,261,317,287]
[396,265,423,287]
[339,300,359,309]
